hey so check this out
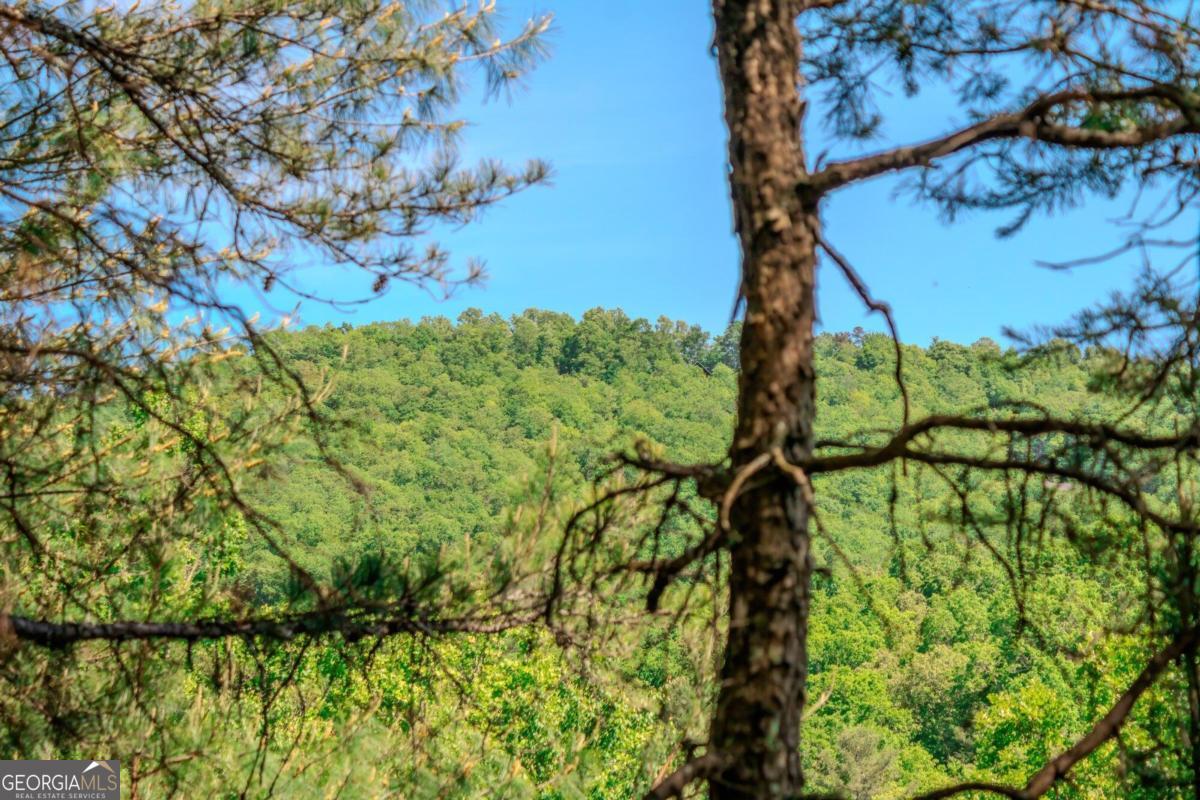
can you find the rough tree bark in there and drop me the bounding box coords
[710,1,817,797]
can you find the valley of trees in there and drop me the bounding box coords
[6,308,1176,798]
[256,311,1200,800]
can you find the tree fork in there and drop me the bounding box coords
[711,1,817,797]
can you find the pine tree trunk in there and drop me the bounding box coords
[711,1,816,798]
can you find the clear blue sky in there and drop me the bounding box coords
[270,0,1190,345]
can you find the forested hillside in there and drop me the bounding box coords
[160,307,1155,800]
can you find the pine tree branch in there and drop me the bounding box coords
[807,413,1200,474]
[1,607,542,646]
[809,85,1200,193]
[808,442,1196,538]
[644,751,728,800]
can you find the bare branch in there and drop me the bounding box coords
[720,451,772,532]
[816,234,909,428]
[629,524,726,613]
[911,782,1025,800]
[644,751,728,800]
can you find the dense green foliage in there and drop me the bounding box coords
[253,309,1182,797]
[251,309,739,587]
[3,307,1185,797]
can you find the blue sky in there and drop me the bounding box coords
[270,0,1191,345]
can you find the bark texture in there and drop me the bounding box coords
[711,1,817,797]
